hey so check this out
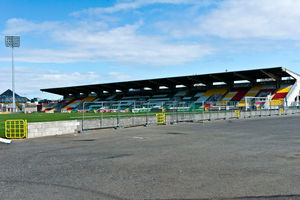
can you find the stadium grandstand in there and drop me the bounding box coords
[41,67,300,113]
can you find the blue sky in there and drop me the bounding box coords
[1,0,300,99]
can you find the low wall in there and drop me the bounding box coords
[82,115,157,130]
[27,108,300,138]
[27,120,81,138]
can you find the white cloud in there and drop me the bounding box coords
[3,18,61,35]
[108,71,139,81]
[0,66,141,99]
[0,67,100,99]
[192,0,300,40]
[71,0,215,16]
[1,19,213,65]
[9,0,300,67]
[153,0,300,41]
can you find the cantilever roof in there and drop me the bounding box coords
[41,67,296,96]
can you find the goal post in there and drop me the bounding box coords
[244,96,271,111]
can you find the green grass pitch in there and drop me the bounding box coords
[0,112,158,138]
[0,110,207,138]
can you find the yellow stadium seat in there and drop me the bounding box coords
[203,88,227,96]
[276,87,291,94]
[270,99,284,106]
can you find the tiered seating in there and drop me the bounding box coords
[270,85,292,106]
[111,100,135,109]
[166,91,189,108]
[44,101,60,113]
[82,96,97,103]
[54,97,74,112]
[192,89,227,109]
[196,88,227,109]
[257,86,276,97]
[203,88,228,103]
[182,96,193,101]
[62,99,82,111]
[106,94,117,101]
[194,92,208,103]
[174,91,187,98]
[139,94,169,108]
[232,89,249,101]
[52,80,296,113]
[76,96,97,110]
[251,85,276,106]
[44,102,57,113]
[171,90,197,109]
[238,86,262,107]
[149,94,170,102]
[62,96,97,111]
[85,98,104,111]
[179,96,194,106]
[221,88,249,103]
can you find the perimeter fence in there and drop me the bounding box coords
[80,99,300,131]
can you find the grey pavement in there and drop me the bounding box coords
[1,116,300,200]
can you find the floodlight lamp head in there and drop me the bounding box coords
[5,36,20,48]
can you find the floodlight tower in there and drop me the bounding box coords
[5,36,20,113]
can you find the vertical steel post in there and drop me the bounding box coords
[133,101,135,126]
[100,102,103,128]
[208,103,211,121]
[245,97,248,112]
[82,102,85,132]
[117,101,121,129]
[5,36,20,112]
[260,104,262,117]
[250,101,252,118]
[192,102,195,122]
[202,101,205,122]
[298,97,300,114]
[146,101,149,126]
[296,91,300,113]
[12,47,16,112]
[171,101,174,123]
[269,98,271,116]
[175,101,178,124]
[225,102,227,120]
[217,103,220,120]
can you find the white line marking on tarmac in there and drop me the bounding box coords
[0,138,11,144]
[132,136,145,140]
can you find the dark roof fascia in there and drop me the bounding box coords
[41,67,294,95]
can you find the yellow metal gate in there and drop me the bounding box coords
[5,120,27,139]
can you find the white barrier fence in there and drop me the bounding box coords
[79,100,300,131]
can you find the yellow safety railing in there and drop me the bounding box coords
[280,108,284,115]
[156,113,166,125]
[235,110,240,119]
[5,119,27,139]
